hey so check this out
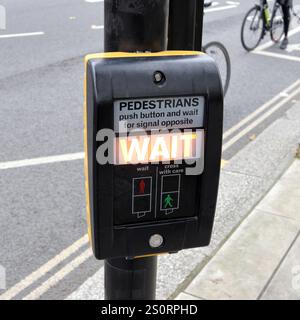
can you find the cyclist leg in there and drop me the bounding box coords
[280,0,292,49]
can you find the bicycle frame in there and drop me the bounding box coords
[257,0,273,31]
[256,0,283,32]
[247,2,268,34]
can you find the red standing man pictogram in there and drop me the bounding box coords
[139,179,146,194]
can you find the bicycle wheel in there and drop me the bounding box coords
[203,41,231,96]
[270,4,284,43]
[241,6,264,51]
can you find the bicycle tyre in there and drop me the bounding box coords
[241,6,264,51]
[270,4,284,43]
[203,41,231,96]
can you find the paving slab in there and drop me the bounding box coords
[261,234,300,300]
[257,160,300,227]
[184,210,299,300]
[176,293,201,300]
[283,159,300,181]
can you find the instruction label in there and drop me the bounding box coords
[114,96,204,132]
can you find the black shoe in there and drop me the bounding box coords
[280,37,288,50]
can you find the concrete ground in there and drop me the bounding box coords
[176,158,300,300]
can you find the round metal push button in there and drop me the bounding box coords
[149,234,164,248]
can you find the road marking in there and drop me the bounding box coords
[0,152,84,170]
[0,235,89,300]
[0,32,45,39]
[226,1,240,4]
[254,25,300,52]
[91,25,104,30]
[253,25,300,62]
[205,5,237,13]
[254,50,300,62]
[22,248,93,300]
[223,79,300,140]
[279,92,289,98]
[286,43,300,53]
[223,84,300,151]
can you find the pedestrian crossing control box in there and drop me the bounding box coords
[84,51,223,260]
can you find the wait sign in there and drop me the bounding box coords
[115,131,204,165]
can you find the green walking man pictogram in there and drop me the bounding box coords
[164,194,174,209]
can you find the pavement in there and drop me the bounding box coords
[176,158,300,300]
[1,0,300,300]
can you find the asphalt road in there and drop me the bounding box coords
[0,0,300,300]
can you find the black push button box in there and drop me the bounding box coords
[84,51,223,260]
